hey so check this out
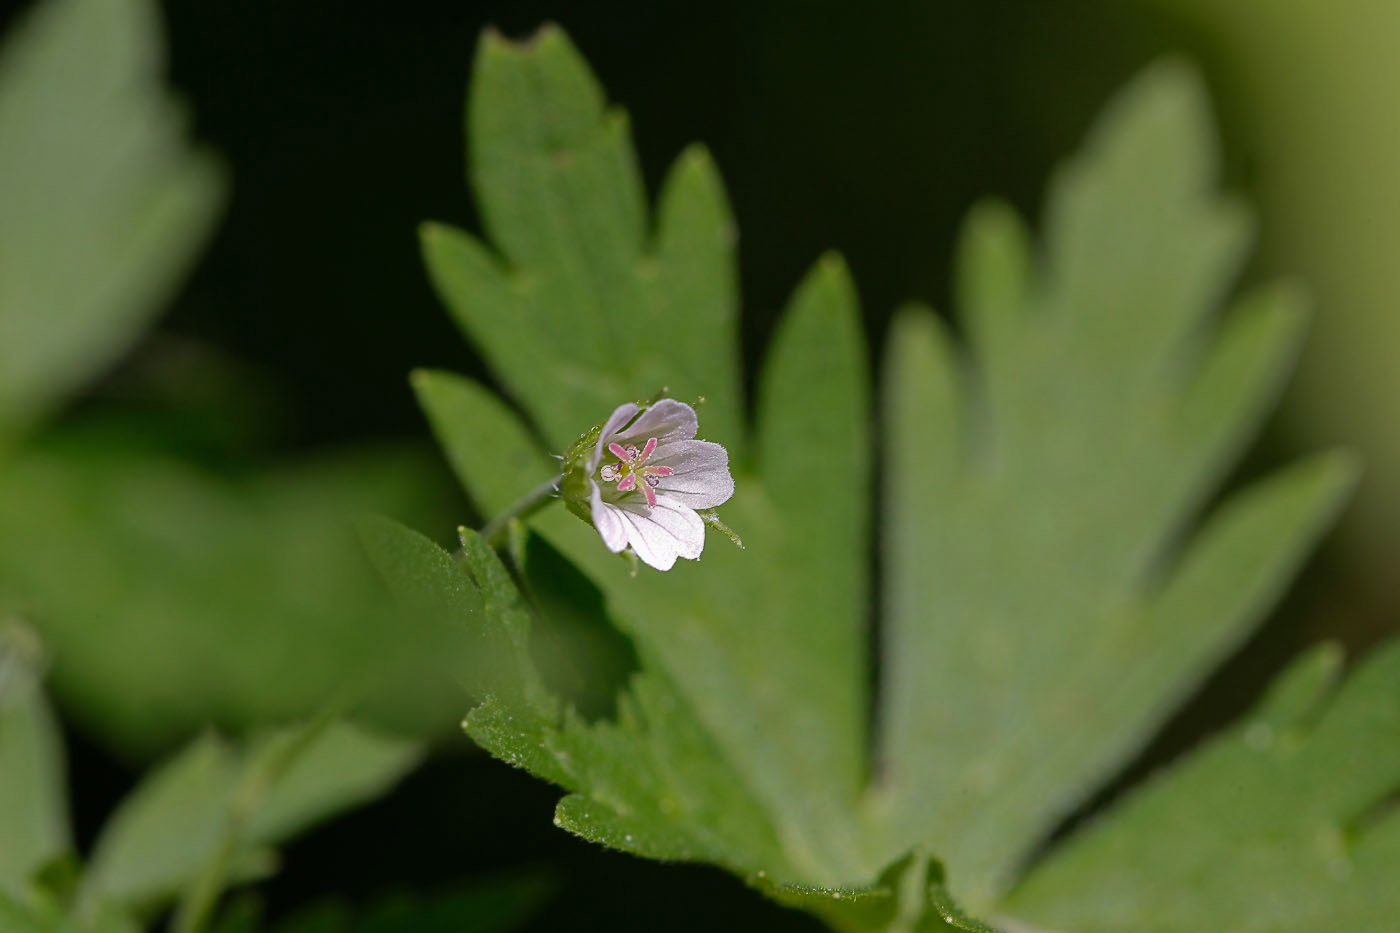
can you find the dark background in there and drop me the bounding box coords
[155,0,1205,449]
[18,0,1348,928]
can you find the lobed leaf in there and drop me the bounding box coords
[421,26,740,453]
[874,61,1354,906]
[1004,639,1400,931]
[411,29,1352,930]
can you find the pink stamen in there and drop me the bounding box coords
[599,436,669,509]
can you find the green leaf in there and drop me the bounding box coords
[412,32,1348,929]
[756,853,1004,933]
[1004,638,1400,931]
[80,720,419,919]
[874,61,1354,905]
[82,733,237,912]
[409,370,558,521]
[359,519,554,717]
[0,887,146,933]
[0,0,225,439]
[0,625,70,900]
[0,433,467,757]
[421,25,741,453]
[0,890,51,933]
[243,721,423,845]
[511,531,639,720]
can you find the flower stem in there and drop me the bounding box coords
[479,475,563,545]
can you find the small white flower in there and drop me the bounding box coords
[585,399,734,571]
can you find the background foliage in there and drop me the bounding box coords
[1,0,1398,929]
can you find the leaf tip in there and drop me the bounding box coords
[815,249,852,282]
[961,197,1028,246]
[1123,56,1211,123]
[418,220,450,246]
[793,250,859,317]
[475,21,591,88]
[677,142,716,175]
[477,22,553,56]
[889,300,943,341]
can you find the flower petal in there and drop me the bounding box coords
[589,481,628,553]
[650,439,735,509]
[613,498,705,570]
[613,399,697,448]
[591,403,640,471]
[615,510,675,570]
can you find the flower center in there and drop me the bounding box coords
[599,436,674,508]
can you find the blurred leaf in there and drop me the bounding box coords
[1136,0,1400,609]
[0,887,141,933]
[82,733,237,913]
[81,720,418,920]
[1005,638,1400,930]
[411,30,1348,929]
[0,890,48,933]
[0,432,467,757]
[0,0,224,439]
[245,720,423,845]
[0,625,69,900]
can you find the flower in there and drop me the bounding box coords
[584,399,734,571]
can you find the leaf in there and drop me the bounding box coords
[1003,638,1400,931]
[0,890,51,933]
[756,853,1004,933]
[0,432,467,757]
[0,625,70,899]
[874,61,1354,905]
[410,31,1349,929]
[80,720,419,918]
[0,0,225,439]
[419,524,795,874]
[0,890,142,933]
[421,24,741,453]
[243,721,423,846]
[82,733,238,913]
